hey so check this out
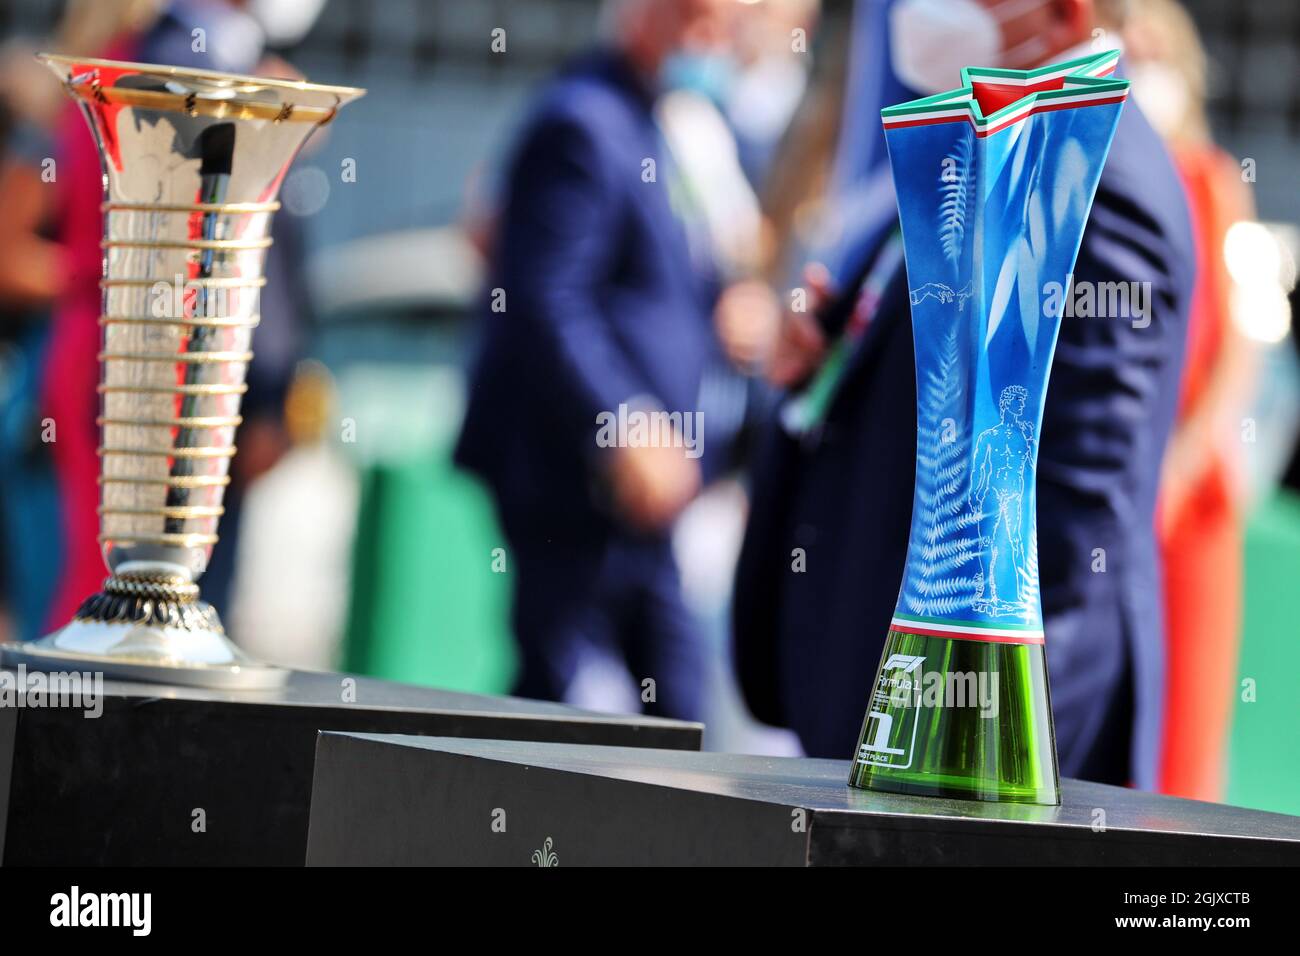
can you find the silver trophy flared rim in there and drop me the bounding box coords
[36,53,366,101]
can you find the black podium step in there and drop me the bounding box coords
[0,668,700,865]
[305,734,1300,866]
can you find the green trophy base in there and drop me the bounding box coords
[848,629,1060,806]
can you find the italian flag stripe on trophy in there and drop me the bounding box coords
[849,51,1129,805]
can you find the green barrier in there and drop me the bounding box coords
[1227,488,1300,815]
[341,453,516,694]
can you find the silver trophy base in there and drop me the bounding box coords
[0,571,289,690]
[0,619,289,692]
[2,619,289,690]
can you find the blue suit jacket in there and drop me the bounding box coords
[734,97,1194,789]
[456,52,714,551]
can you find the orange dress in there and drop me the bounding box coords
[1156,146,1247,801]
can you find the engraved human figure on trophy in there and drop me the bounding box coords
[971,384,1033,615]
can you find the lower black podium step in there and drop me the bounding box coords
[0,668,700,865]
[305,734,1300,866]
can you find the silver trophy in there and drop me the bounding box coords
[0,56,363,689]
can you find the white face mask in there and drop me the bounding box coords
[889,0,1050,96]
[1128,61,1190,139]
[248,0,328,46]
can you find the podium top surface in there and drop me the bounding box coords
[0,671,701,866]
[0,664,701,732]
[334,734,1300,846]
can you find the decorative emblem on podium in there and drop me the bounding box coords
[531,836,559,867]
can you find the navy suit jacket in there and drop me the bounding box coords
[456,52,714,551]
[734,98,1194,789]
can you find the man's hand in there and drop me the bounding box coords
[768,262,833,389]
[714,278,781,372]
[608,440,702,533]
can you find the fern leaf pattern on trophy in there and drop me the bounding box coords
[902,327,982,617]
[939,127,974,266]
[1018,529,1040,625]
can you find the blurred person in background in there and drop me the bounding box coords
[0,0,163,643]
[0,105,61,305]
[734,0,1196,791]
[0,84,66,642]
[652,0,805,476]
[653,1,782,430]
[36,0,321,634]
[456,0,752,721]
[1124,0,1257,802]
[756,0,911,322]
[724,0,821,191]
[754,17,853,290]
[649,0,812,747]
